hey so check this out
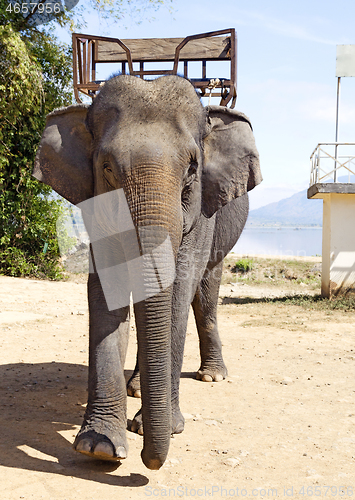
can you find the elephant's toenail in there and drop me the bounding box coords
[93,442,115,458]
[202,374,213,382]
[138,427,144,436]
[75,439,92,453]
[215,374,223,382]
[134,390,141,398]
[174,422,184,434]
[116,446,127,459]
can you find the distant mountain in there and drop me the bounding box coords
[247,189,323,226]
[248,175,355,227]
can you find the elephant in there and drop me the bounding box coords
[33,74,261,470]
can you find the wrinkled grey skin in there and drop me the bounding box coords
[33,75,261,470]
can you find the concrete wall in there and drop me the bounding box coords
[321,193,355,297]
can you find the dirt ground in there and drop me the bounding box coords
[1,257,355,500]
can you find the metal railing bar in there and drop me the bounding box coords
[310,143,355,185]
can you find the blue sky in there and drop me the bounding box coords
[56,0,355,209]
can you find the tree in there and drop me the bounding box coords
[0,23,73,278]
[0,0,172,278]
[1,0,172,32]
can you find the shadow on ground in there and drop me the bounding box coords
[220,293,322,306]
[220,292,355,311]
[0,362,148,487]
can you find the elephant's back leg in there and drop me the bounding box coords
[126,356,141,398]
[192,260,227,382]
[192,194,249,382]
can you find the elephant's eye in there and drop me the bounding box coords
[188,161,198,177]
[102,162,118,188]
[103,162,112,173]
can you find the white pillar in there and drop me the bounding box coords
[308,185,355,297]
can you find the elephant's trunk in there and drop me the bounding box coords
[124,171,182,469]
[134,290,172,469]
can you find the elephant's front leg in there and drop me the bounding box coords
[169,244,211,434]
[73,273,130,461]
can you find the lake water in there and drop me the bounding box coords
[232,226,322,257]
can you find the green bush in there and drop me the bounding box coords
[232,258,254,273]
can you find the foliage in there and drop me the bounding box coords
[0,0,172,279]
[79,0,173,29]
[224,256,321,288]
[279,294,355,312]
[55,205,79,256]
[0,0,173,33]
[220,292,355,312]
[222,256,355,311]
[0,24,72,279]
[232,258,254,273]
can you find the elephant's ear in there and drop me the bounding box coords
[33,103,94,205]
[201,105,262,218]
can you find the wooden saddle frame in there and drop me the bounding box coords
[72,28,237,108]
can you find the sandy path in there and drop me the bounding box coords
[0,274,354,499]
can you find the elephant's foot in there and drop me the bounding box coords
[130,409,144,435]
[172,408,185,434]
[130,408,185,435]
[196,361,228,382]
[73,427,128,462]
[127,372,141,398]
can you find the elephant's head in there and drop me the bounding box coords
[33,74,261,469]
